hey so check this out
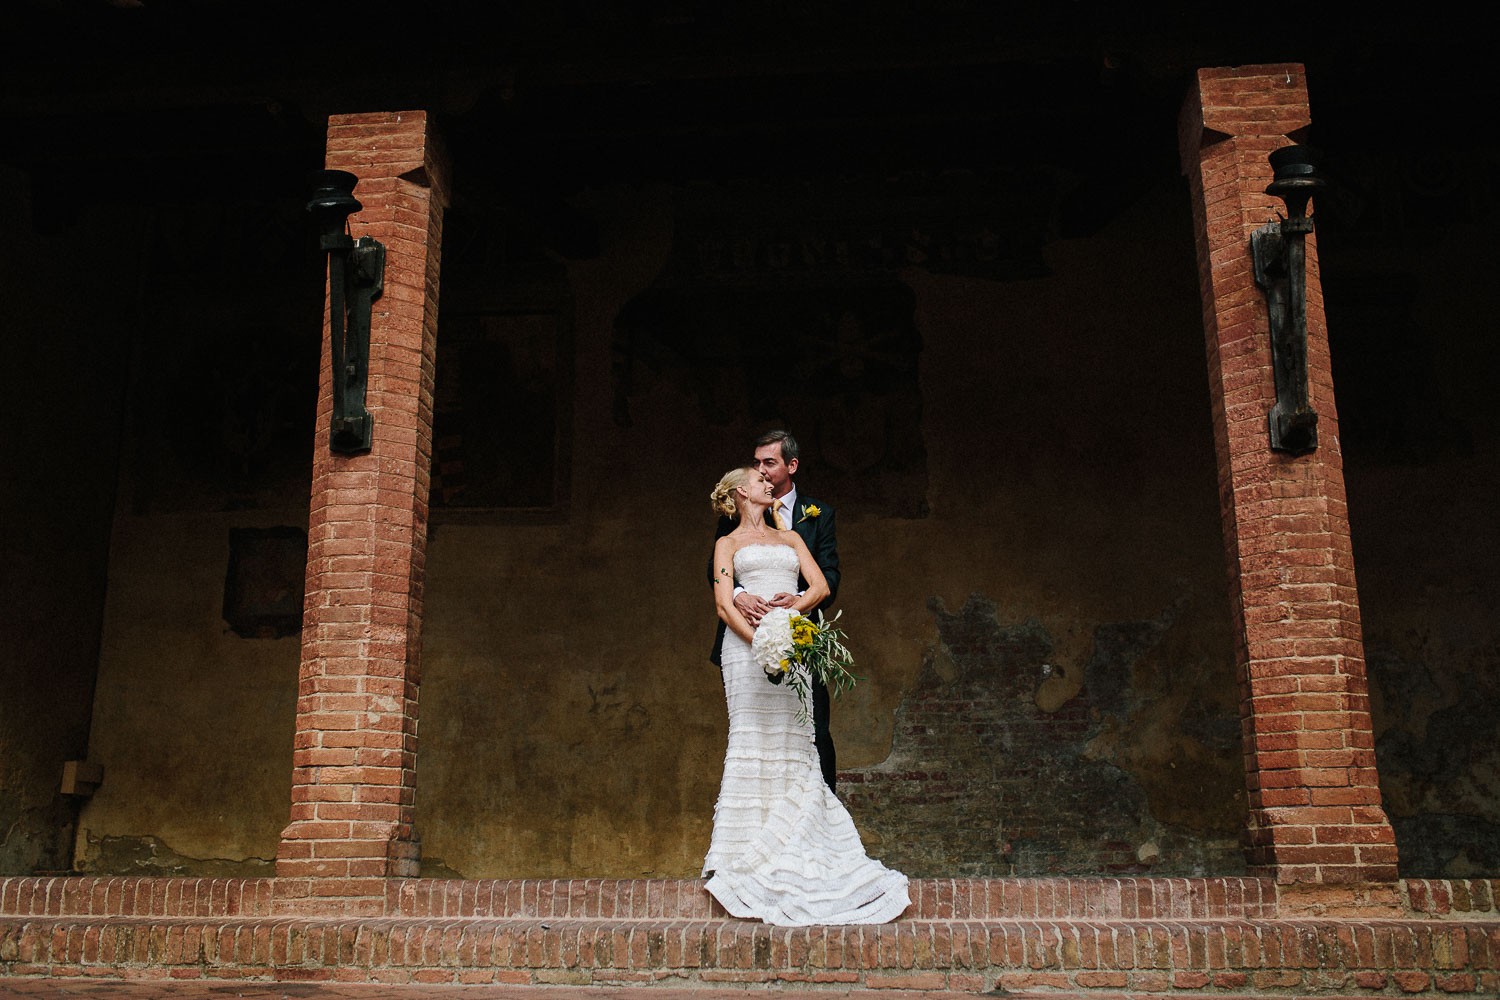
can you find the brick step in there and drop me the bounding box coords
[7,876,1495,923]
[0,877,273,920]
[395,877,1287,922]
[3,912,1497,995]
[4,876,1286,921]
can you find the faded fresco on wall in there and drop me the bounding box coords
[411,177,1250,878]
[433,311,573,514]
[614,281,928,520]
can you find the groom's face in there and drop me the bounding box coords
[754,443,798,497]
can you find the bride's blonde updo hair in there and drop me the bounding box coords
[710,467,753,519]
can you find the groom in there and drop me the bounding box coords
[711,429,841,792]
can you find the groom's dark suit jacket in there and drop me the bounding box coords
[708,491,841,792]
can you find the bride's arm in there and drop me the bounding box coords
[713,537,756,643]
[788,534,830,614]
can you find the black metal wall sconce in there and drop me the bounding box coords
[307,170,385,454]
[1250,145,1328,456]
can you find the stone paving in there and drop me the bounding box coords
[0,982,1010,1000]
[0,983,1346,1000]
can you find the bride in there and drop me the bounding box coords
[703,466,910,926]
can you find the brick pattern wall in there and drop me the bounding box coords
[841,676,1095,874]
[1178,65,1397,884]
[276,111,451,915]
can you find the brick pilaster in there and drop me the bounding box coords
[1178,66,1397,884]
[276,111,449,915]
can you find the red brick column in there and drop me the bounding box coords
[1178,66,1397,884]
[276,111,449,915]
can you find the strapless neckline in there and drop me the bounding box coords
[732,542,799,599]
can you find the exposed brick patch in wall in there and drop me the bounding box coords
[275,111,451,915]
[842,593,1244,876]
[1178,65,1397,883]
[1368,643,1500,877]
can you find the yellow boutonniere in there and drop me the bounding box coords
[797,504,821,524]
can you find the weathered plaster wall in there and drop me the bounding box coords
[74,511,301,876]
[65,191,322,878]
[1325,212,1500,876]
[414,179,1249,877]
[0,167,129,875]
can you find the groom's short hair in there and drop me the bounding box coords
[755,429,799,463]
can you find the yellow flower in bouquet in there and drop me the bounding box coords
[750,608,858,724]
[792,617,818,647]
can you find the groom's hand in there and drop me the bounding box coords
[734,592,771,626]
[767,592,798,609]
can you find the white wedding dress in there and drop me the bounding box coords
[703,543,910,926]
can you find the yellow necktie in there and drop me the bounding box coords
[770,503,784,530]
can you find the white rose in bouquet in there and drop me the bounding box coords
[750,606,795,679]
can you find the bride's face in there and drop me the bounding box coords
[737,470,774,508]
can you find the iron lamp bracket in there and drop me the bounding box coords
[308,170,385,455]
[1251,146,1327,456]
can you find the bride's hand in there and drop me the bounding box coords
[766,592,798,609]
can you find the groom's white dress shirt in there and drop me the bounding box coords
[769,485,798,530]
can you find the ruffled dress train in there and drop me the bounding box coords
[703,543,909,926]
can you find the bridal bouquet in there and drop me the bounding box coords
[750,607,858,723]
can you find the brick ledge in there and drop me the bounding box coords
[3,911,1497,996]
